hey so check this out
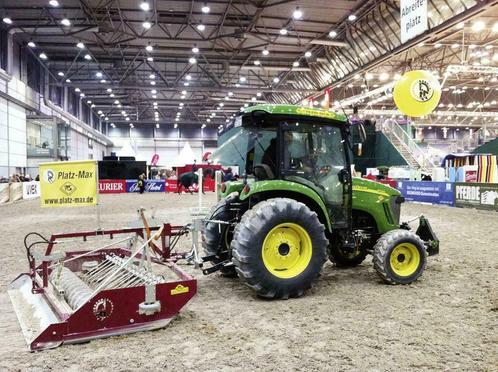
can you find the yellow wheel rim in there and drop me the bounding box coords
[262,223,312,279]
[389,243,421,277]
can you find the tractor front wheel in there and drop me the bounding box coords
[231,198,327,299]
[373,229,427,284]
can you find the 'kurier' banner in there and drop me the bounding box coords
[39,160,98,207]
[397,181,454,206]
[455,182,498,211]
[99,179,126,194]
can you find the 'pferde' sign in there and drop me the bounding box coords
[400,0,428,43]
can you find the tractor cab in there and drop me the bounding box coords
[213,105,353,227]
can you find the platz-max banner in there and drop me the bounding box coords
[455,183,498,211]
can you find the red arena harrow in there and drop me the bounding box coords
[8,212,196,351]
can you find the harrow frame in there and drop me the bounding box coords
[9,224,197,351]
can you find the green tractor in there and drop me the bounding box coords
[202,104,438,299]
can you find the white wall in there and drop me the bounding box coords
[0,76,27,177]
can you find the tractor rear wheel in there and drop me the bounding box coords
[202,192,239,277]
[373,229,427,284]
[231,198,327,299]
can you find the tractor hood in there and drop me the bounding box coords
[352,177,401,197]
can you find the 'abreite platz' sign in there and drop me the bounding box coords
[400,0,428,43]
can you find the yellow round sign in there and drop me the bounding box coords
[393,70,441,117]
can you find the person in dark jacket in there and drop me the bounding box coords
[223,167,234,182]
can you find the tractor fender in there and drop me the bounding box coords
[238,180,332,232]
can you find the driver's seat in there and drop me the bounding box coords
[253,164,275,180]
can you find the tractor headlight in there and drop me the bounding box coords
[390,195,404,225]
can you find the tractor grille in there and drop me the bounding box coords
[390,196,404,225]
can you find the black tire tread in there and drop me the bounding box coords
[372,229,427,285]
[231,198,328,299]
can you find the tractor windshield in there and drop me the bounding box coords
[211,126,278,178]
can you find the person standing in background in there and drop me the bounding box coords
[138,174,146,194]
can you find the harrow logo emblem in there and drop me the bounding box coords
[60,181,77,196]
[171,284,189,295]
[43,169,56,184]
[410,79,434,102]
[93,298,114,321]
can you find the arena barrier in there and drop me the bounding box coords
[0,183,9,203]
[9,182,23,202]
[97,179,216,194]
[397,181,455,206]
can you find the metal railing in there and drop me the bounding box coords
[382,119,436,171]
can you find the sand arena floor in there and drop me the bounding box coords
[0,192,496,371]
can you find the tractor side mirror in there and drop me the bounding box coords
[357,123,367,143]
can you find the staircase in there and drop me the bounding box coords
[382,119,436,173]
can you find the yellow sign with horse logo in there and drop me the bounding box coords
[39,160,98,208]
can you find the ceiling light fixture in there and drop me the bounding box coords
[192,45,199,53]
[84,54,91,60]
[100,79,106,83]
[66,78,71,83]
[262,47,269,56]
[39,52,48,60]
[142,21,152,29]
[348,14,357,21]
[305,51,312,58]
[147,57,154,62]
[293,61,300,67]
[140,2,150,11]
[28,41,36,48]
[254,60,261,66]
[202,3,210,13]
[3,17,12,25]
[197,24,206,31]
[76,42,85,49]
[273,77,280,83]
[472,21,487,33]
[189,57,197,64]
[280,28,288,35]
[96,72,103,78]
[328,30,337,38]
[293,7,303,20]
[57,72,64,77]
[145,44,153,52]
[61,18,71,27]
[149,73,155,79]
[49,0,60,6]
[151,89,157,94]
[239,76,246,82]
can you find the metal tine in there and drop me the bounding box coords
[106,270,135,289]
[84,259,115,282]
[103,266,131,287]
[85,257,115,277]
[86,263,118,286]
